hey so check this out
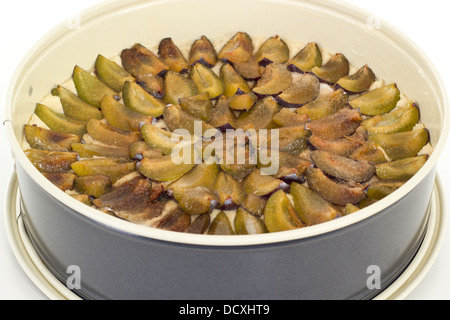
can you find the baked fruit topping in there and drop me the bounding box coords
[23,32,432,235]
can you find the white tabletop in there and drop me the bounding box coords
[1,0,449,300]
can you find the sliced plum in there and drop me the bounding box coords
[74,174,112,198]
[264,190,304,233]
[95,54,134,92]
[369,129,429,161]
[190,63,224,99]
[158,37,190,74]
[163,104,215,135]
[362,102,420,135]
[42,172,76,191]
[137,154,195,182]
[220,63,251,98]
[255,35,290,66]
[306,108,362,140]
[296,88,348,121]
[71,158,136,183]
[336,65,376,94]
[233,56,262,81]
[234,207,268,235]
[101,95,152,132]
[135,73,164,99]
[305,167,367,205]
[349,83,400,116]
[375,156,428,181]
[208,211,235,235]
[367,180,405,200]
[288,42,322,73]
[310,150,375,182]
[25,149,78,174]
[290,182,340,226]
[242,194,267,217]
[163,71,198,105]
[311,53,349,84]
[208,96,237,130]
[213,171,246,209]
[349,141,389,165]
[275,73,320,108]
[121,43,169,77]
[25,125,81,152]
[86,118,141,147]
[218,32,254,64]
[72,65,118,108]
[34,103,87,137]
[308,126,367,157]
[252,62,292,97]
[272,109,309,128]
[242,169,289,198]
[71,142,130,159]
[189,35,218,68]
[129,141,164,160]
[228,91,258,111]
[186,213,211,234]
[179,92,212,122]
[236,97,281,130]
[51,85,103,122]
[177,186,219,215]
[122,81,166,118]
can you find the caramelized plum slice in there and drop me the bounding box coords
[255,35,290,65]
[72,65,118,108]
[115,200,174,226]
[155,207,191,232]
[362,102,420,134]
[135,74,164,99]
[92,177,151,211]
[25,125,80,151]
[367,180,405,200]
[208,211,235,235]
[242,194,267,217]
[296,88,348,121]
[74,174,112,198]
[163,71,198,105]
[34,103,87,137]
[288,42,322,73]
[276,73,320,108]
[158,37,190,73]
[208,96,237,130]
[308,126,367,157]
[121,43,169,77]
[375,156,428,181]
[71,158,136,183]
[349,84,400,116]
[214,171,246,209]
[306,108,362,140]
[233,56,262,81]
[189,35,218,68]
[264,190,304,233]
[311,150,375,182]
[25,149,78,173]
[163,104,215,135]
[228,91,258,111]
[87,118,141,147]
[137,155,195,182]
[42,172,76,191]
[218,32,254,64]
[129,141,163,160]
[252,63,292,97]
[178,187,219,215]
[236,97,281,130]
[180,92,212,122]
[190,63,224,99]
[369,129,429,161]
[306,167,366,205]
[51,85,103,121]
[350,142,388,165]
[234,207,268,235]
[101,95,152,132]
[336,65,376,94]
[273,109,309,127]
[169,163,219,200]
[275,126,310,155]
[219,143,257,181]
[122,81,166,118]
[186,213,211,234]
[243,169,289,198]
[311,53,350,84]
[95,54,134,92]
[290,182,340,226]
[72,142,130,159]
[220,63,251,97]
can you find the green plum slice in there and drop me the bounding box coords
[336,65,376,94]
[255,35,290,65]
[296,88,348,121]
[189,35,218,68]
[362,102,420,134]
[24,125,80,151]
[51,85,103,121]
[163,71,198,105]
[71,158,136,183]
[234,207,268,235]
[122,81,166,118]
[375,156,428,181]
[86,118,141,147]
[213,171,246,209]
[220,63,251,97]
[242,169,289,198]
[349,84,400,116]
[288,42,322,73]
[276,73,320,108]
[74,174,112,198]
[34,103,87,137]
[208,211,235,235]
[311,53,349,84]
[158,37,190,74]
[264,190,304,233]
[218,32,254,64]
[95,54,134,92]
[190,63,224,99]
[137,155,195,182]
[71,142,130,159]
[252,62,292,96]
[179,92,212,121]
[367,180,405,200]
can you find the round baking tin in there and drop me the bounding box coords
[4,172,446,300]
[4,0,449,300]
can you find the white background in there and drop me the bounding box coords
[1,0,449,300]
